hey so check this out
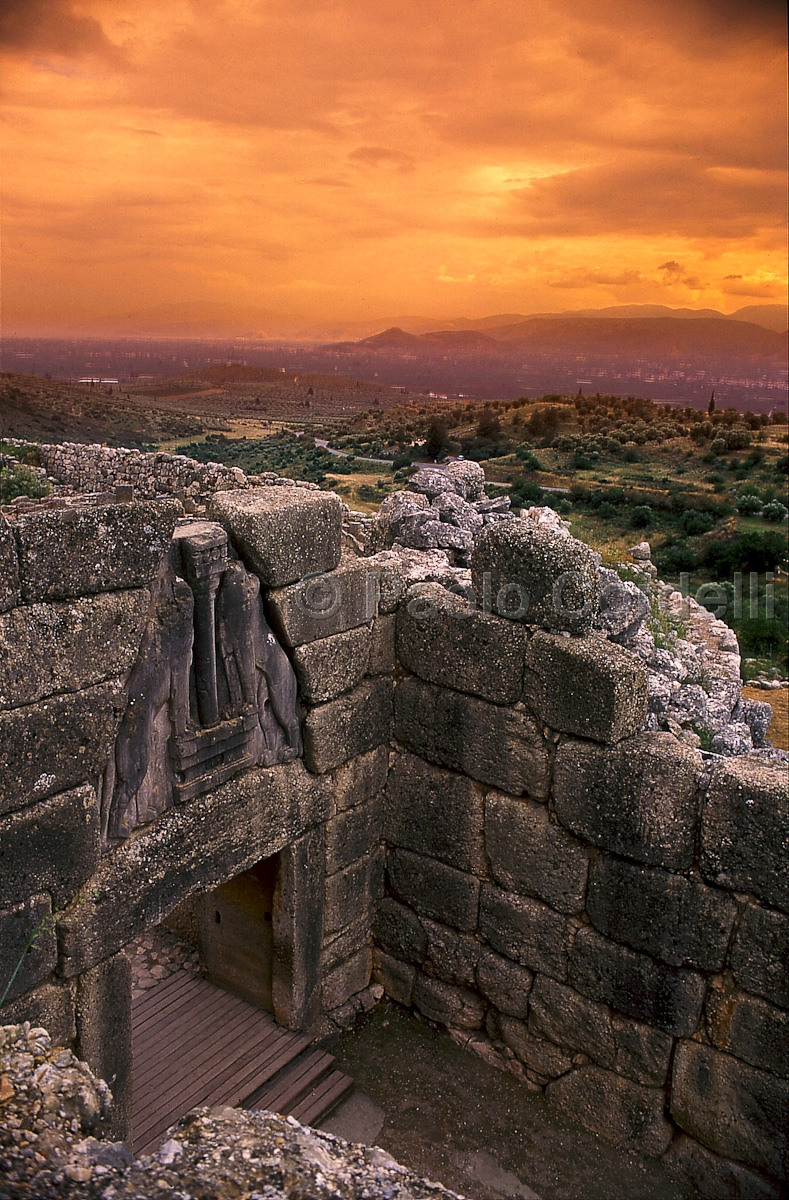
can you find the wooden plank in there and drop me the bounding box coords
[133,982,238,1051]
[212,1034,313,1109]
[133,1005,275,1097]
[291,1071,354,1127]
[131,971,197,1024]
[248,1050,335,1114]
[132,973,211,1034]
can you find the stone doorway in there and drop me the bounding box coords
[196,855,279,1013]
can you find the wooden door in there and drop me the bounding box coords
[198,856,277,1012]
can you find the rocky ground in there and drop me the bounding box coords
[125,928,201,1002]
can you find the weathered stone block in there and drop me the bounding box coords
[730,903,789,1010]
[303,679,393,773]
[522,631,647,743]
[292,625,371,703]
[587,855,737,971]
[395,677,551,798]
[0,590,149,711]
[570,926,706,1037]
[368,614,396,675]
[372,948,416,1006]
[0,682,125,817]
[387,848,480,933]
[486,792,589,915]
[528,976,673,1086]
[0,980,75,1047]
[321,946,372,1011]
[373,897,427,963]
[76,953,132,1140]
[476,949,533,1018]
[273,827,326,1031]
[499,1014,574,1078]
[57,761,331,976]
[324,849,384,936]
[421,917,480,988]
[328,745,389,814]
[326,798,384,876]
[707,986,789,1079]
[479,884,571,981]
[12,499,180,601]
[0,514,20,612]
[664,1134,783,1200]
[0,784,100,910]
[471,519,601,634]
[0,894,56,1005]
[547,1065,673,1157]
[267,557,380,646]
[700,759,789,913]
[671,1041,789,1179]
[209,486,342,587]
[396,583,526,704]
[385,754,485,873]
[553,732,701,871]
[322,918,369,973]
[412,972,486,1029]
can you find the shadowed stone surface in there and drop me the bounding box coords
[368,614,396,674]
[412,973,486,1029]
[700,758,789,913]
[421,917,480,988]
[324,849,384,936]
[0,682,125,817]
[11,499,180,601]
[547,1065,674,1157]
[499,1014,574,1078]
[664,1135,782,1200]
[706,986,789,1079]
[0,515,20,612]
[486,791,590,915]
[326,798,384,876]
[387,848,480,933]
[303,679,393,773]
[395,676,551,797]
[209,486,342,587]
[76,952,133,1140]
[267,557,381,646]
[476,949,533,1018]
[570,926,706,1037]
[729,903,789,1010]
[292,625,371,702]
[586,855,737,970]
[0,980,76,1047]
[553,732,701,871]
[322,946,373,1010]
[372,948,416,1006]
[385,754,485,874]
[328,745,389,813]
[0,590,149,710]
[479,884,572,981]
[471,519,601,634]
[397,583,526,704]
[373,897,427,964]
[671,1040,789,1179]
[0,784,99,910]
[522,631,647,743]
[0,894,56,1004]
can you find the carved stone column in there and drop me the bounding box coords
[173,523,228,728]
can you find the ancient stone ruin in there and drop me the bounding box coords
[0,443,787,1199]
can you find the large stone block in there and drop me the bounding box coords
[671,1041,789,1179]
[528,976,673,1087]
[12,499,180,601]
[395,677,551,798]
[0,784,100,910]
[303,679,393,773]
[266,557,381,646]
[321,946,372,1011]
[57,761,331,976]
[421,917,480,988]
[209,486,342,587]
[547,1065,673,1157]
[411,972,486,1029]
[292,625,371,703]
[476,949,533,1019]
[322,917,369,974]
[700,759,789,913]
[273,827,326,1031]
[0,590,149,711]
[587,855,737,971]
[368,614,396,675]
[384,754,485,873]
[664,1135,783,1200]
[373,897,427,964]
[326,798,384,876]
[0,980,76,1047]
[486,792,589,915]
[730,903,789,1010]
[522,631,647,743]
[328,745,389,814]
[570,926,706,1037]
[324,849,384,936]
[471,519,601,634]
[706,986,789,1079]
[553,732,701,871]
[499,1014,574,1079]
[76,953,132,1140]
[396,583,526,704]
[372,949,416,1006]
[479,884,571,981]
[0,682,125,817]
[387,848,480,933]
[0,894,56,1005]
[0,514,20,612]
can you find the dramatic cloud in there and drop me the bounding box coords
[0,0,786,331]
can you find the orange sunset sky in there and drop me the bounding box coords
[1,0,787,335]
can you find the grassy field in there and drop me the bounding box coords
[742,686,789,749]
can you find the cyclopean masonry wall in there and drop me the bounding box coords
[0,472,786,1199]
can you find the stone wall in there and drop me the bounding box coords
[1,472,786,1198]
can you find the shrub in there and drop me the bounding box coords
[571,451,594,470]
[622,447,641,462]
[0,464,50,504]
[681,511,715,536]
[556,497,573,514]
[762,500,789,522]
[735,494,763,514]
[512,480,544,505]
[655,541,700,575]
[703,530,787,574]
[598,501,618,520]
[631,505,653,528]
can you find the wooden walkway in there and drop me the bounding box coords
[131,970,353,1155]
